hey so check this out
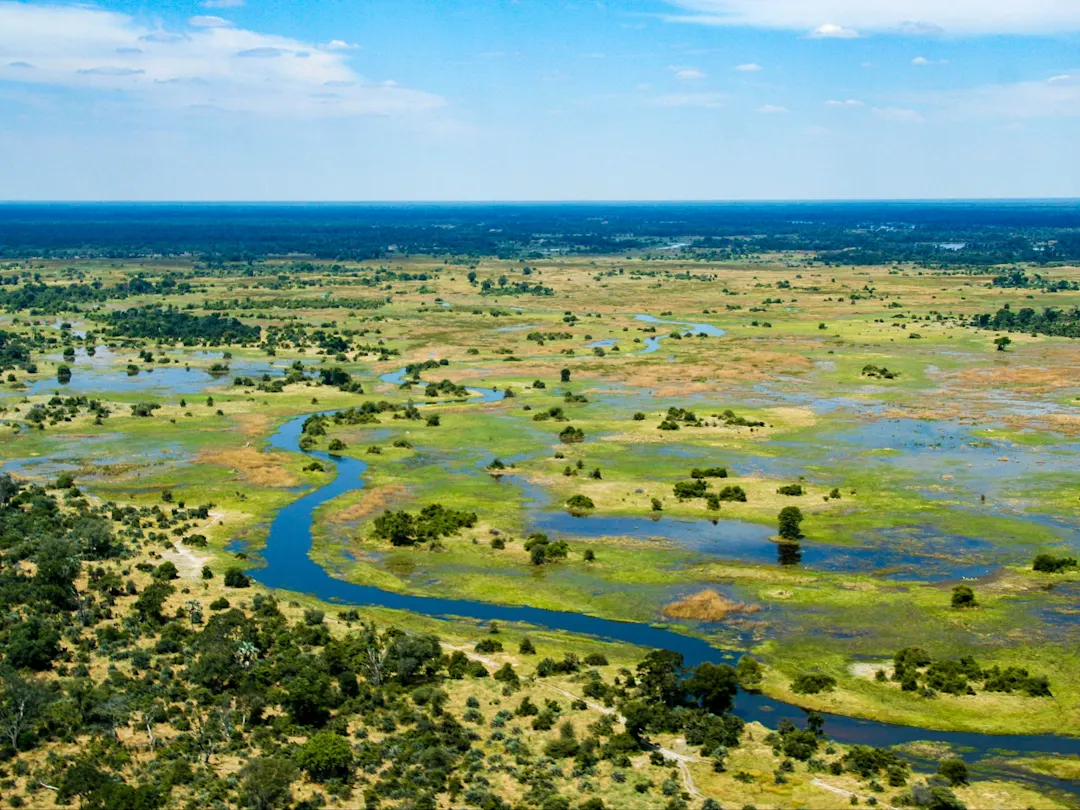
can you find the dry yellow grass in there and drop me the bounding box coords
[197,446,297,487]
[662,589,759,621]
[329,484,405,523]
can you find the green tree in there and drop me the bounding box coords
[296,732,353,781]
[736,656,763,691]
[240,757,298,810]
[937,758,969,787]
[135,582,174,624]
[686,662,739,714]
[5,617,61,670]
[0,669,52,751]
[224,567,251,588]
[994,336,1012,351]
[951,585,977,609]
[777,506,804,541]
[636,649,685,706]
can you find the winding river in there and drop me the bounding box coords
[249,404,1080,780]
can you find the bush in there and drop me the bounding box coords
[716,485,747,502]
[777,484,804,496]
[224,567,250,588]
[566,494,595,511]
[1033,553,1078,573]
[296,732,353,781]
[950,585,976,608]
[791,673,837,694]
[937,758,968,787]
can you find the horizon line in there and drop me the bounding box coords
[1,197,1079,206]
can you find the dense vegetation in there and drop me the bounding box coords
[2,202,1079,264]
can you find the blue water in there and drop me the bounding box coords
[634,313,726,338]
[247,408,1080,767]
[28,352,276,397]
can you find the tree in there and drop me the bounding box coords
[636,649,685,706]
[951,585,976,608]
[777,506,804,541]
[153,561,179,581]
[560,368,571,383]
[240,757,298,810]
[0,669,52,751]
[387,633,442,684]
[937,758,968,787]
[5,617,61,670]
[283,667,333,727]
[736,656,763,691]
[34,536,81,609]
[135,581,174,623]
[224,567,251,588]
[994,336,1012,351]
[566,494,595,512]
[70,516,116,560]
[686,662,739,714]
[373,510,417,546]
[296,732,353,781]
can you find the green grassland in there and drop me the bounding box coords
[3,252,1080,757]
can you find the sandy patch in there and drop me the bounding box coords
[162,543,208,580]
[662,589,759,621]
[851,662,892,679]
[197,446,297,487]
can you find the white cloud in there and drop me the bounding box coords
[0,2,445,118]
[912,56,947,65]
[189,15,234,29]
[202,0,245,7]
[323,40,360,51]
[872,107,925,122]
[926,73,1080,119]
[809,24,860,39]
[663,0,1080,36]
[756,104,789,113]
[825,98,864,107]
[652,92,725,108]
[669,65,707,80]
[733,62,763,71]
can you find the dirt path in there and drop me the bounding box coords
[811,777,897,809]
[161,510,222,579]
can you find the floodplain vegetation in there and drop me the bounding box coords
[0,237,1078,809]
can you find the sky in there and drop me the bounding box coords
[0,0,1078,201]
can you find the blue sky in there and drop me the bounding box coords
[1,0,1078,200]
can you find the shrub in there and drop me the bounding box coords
[937,758,968,787]
[791,673,837,694]
[566,494,595,511]
[951,585,976,608]
[296,732,353,781]
[224,567,250,588]
[1033,553,1078,573]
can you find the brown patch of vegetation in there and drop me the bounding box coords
[233,412,271,439]
[330,485,406,523]
[662,589,759,621]
[197,446,296,487]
